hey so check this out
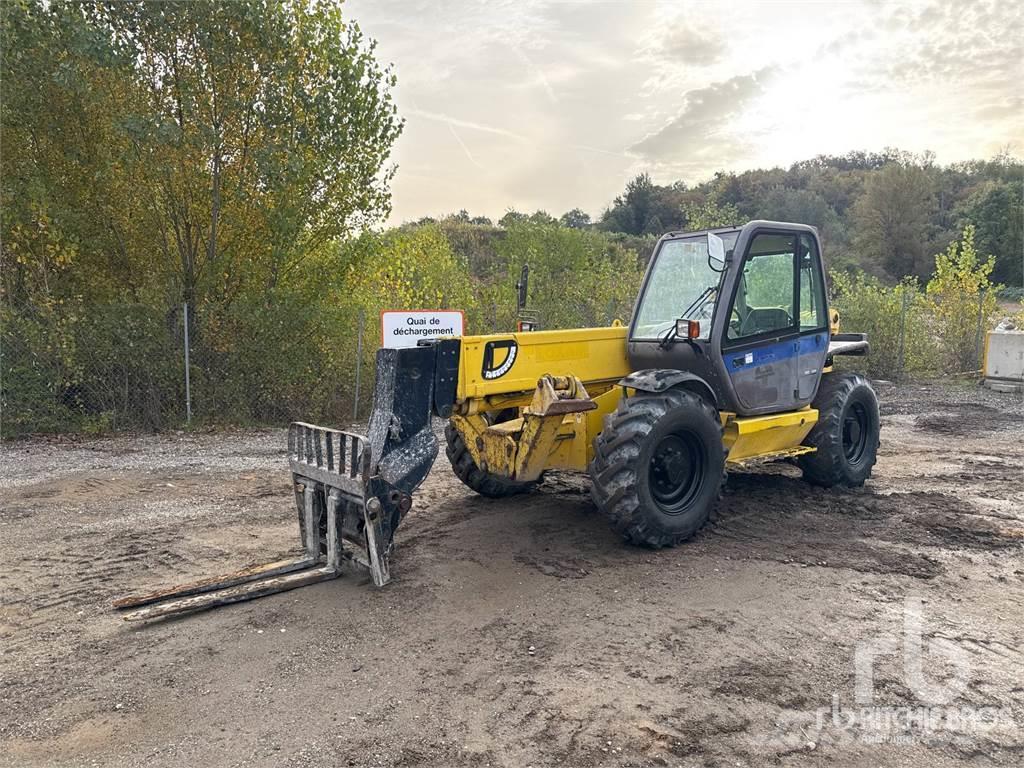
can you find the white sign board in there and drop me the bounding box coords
[381,310,464,349]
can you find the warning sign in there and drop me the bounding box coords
[381,310,464,349]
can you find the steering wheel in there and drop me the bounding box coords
[729,306,745,337]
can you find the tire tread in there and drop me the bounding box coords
[799,372,880,487]
[588,389,725,548]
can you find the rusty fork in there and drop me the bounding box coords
[113,424,390,622]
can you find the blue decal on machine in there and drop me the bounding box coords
[726,333,829,371]
[724,339,797,371]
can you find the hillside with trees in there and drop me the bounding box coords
[1,0,1021,437]
[588,151,1021,287]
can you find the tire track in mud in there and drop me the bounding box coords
[708,469,1022,578]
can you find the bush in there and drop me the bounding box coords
[829,225,1002,381]
[489,223,644,331]
[830,272,936,380]
[1,302,79,436]
[339,225,480,414]
[195,288,356,427]
[925,225,1000,373]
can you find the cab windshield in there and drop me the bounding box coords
[631,232,738,340]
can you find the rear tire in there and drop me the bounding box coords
[799,372,879,487]
[445,421,537,498]
[589,389,724,548]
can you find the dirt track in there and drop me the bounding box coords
[2,381,1022,767]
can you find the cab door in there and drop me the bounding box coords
[720,231,800,414]
[795,233,830,403]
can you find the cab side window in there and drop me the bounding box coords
[799,234,828,332]
[726,233,797,342]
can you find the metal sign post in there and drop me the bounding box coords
[183,302,192,423]
[353,310,365,420]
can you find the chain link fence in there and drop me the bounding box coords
[0,295,375,439]
[1,297,184,436]
[2,283,999,439]
[1,277,642,439]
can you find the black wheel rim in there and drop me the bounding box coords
[648,431,705,514]
[843,402,869,465]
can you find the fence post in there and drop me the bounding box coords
[183,301,192,423]
[353,309,365,421]
[974,289,986,373]
[897,289,908,382]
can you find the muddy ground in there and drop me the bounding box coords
[1,381,1022,767]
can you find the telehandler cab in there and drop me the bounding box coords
[116,220,879,620]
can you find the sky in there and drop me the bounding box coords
[344,0,1023,224]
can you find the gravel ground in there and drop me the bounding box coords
[1,380,1022,767]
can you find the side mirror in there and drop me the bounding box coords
[707,232,726,266]
[676,318,701,339]
[516,264,529,311]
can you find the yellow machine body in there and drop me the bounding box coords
[447,325,819,482]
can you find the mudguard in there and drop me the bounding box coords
[619,369,718,407]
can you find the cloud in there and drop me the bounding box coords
[856,0,1022,89]
[975,97,1023,121]
[629,67,777,161]
[658,22,722,66]
[828,0,1023,149]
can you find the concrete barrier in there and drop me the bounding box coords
[984,330,1024,393]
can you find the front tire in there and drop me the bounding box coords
[589,390,724,547]
[799,372,880,487]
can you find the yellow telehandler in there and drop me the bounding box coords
[116,220,878,620]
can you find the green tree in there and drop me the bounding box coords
[852,162,936,280]
[926,225,1000,372]
[1,0,403,434]
[680,197,740,230]
[344,226,477,319]
[1,0,145,307]
[499,209,528,228]
[756,186,845,248]
[527,210,558,226]
[600,173,685,235]
[955,181,1023,286]
[559,208,592,229]
[89,0,402,312]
